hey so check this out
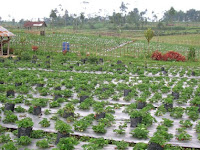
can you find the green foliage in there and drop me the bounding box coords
[63,103,75,112]
[0,125,6,133]
[31,98,48,107]
[130,124,149,139]
[30,130,45,139]
[170,107,184,119]
[155,127,173,141]
[89,137,108,148]
[175,131,192,141]
[149,134,166,146]
[56,137,79,150]
[155,105,167,116]
[0,134,12,143]
[50,101,60,108]
[63,90,73,97]
[144,28,154,45]
[21,52,31,61]
[129,110,142,118]
[55,120,72,133]
[188,47,196,61]
[17,136,32,145]
[3,110,18,123]
[78,98,94,110]
[44,109,51,115]
[15,106,26,113]
[179,120,193,128]
[16,117,33,128]
[39,118,51,127]
[114,140,129,150]
[1,141,18,150]
[36,139,49,148]
[133,142,147,150]
[185,106,199,121]
[195,121,200,132]
[92,123,106,133]
[73,114,94,132]
[82,143,99,150]
[162,118,174,127]
[113,128,125,135]
[28,106,33,113]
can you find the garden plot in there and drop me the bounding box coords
[0,132,135,150]
[1,59,200,149]
[11,32,130,55]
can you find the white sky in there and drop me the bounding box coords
[0,0,200,21]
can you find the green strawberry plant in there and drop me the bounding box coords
[130,124,149,139]
[17,136,32,145]
[39,118,51,127]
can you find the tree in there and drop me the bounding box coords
[80,12,85,28]
[127,8,140,29]
[109,12,123,26]
[169,7,176,23]
[144,28,154,46]
[12,19,15,25]
[50,9,58,26]
[120,2,128,15]
[80,12,85,23]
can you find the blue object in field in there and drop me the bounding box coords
[62,42,70,52]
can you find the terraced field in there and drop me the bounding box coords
[0,53,200,149]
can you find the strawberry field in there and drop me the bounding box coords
[0,51,200,149]
[6,30,200,59]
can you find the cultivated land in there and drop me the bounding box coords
[0,27,200,149]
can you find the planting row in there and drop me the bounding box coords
[1,55,200,79]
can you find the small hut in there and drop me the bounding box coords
[24,21,47,35]
[0,26,15,56]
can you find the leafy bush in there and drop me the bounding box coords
[162,51,185,62]
[133,142,147,150]
[56,137,79,150]
[3,111,18,123]
[55,120,72,133]
[188,47,196,61]
[92,123,106,133]
[130,124,149,139]
[89,137,108,148]
[0,134,12,143]
[39,118,50,127]
[17,136,31,145]
[151,51,185,62]
[30,130,44,139]
[36,139,49,148]
[16,117,33,128]
[1,141,17,150]
[114,140,129,150]
[15,106,26,113]
[21,52,31,61]
[151,51,162,60]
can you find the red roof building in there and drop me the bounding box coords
[24,21,47,29]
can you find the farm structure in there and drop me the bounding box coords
[0,26,15,56]
[24,21,47,35]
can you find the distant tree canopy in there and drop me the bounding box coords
[12,3,197,29]
[44,3,200,29]
[163,8,200,22]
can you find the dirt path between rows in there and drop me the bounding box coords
[104,40,137,53]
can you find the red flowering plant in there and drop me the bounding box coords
[32,45,38,51]
[63,50,67,55]
[151,51,185,62]
[162,51,185,62]
[151,51,163,61]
